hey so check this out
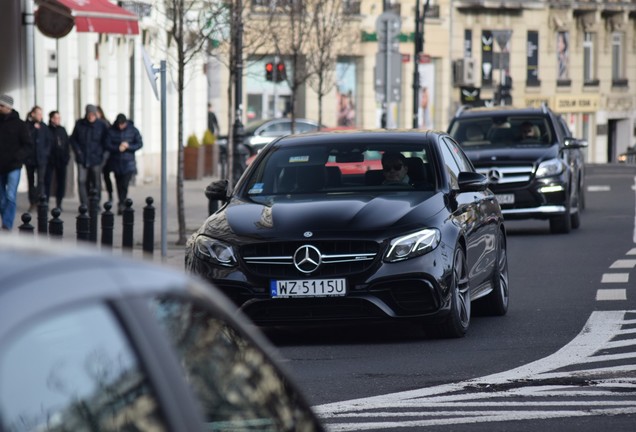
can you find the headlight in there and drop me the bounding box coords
[384,229,441,263]
[193,236,237,267]
[536,158,565,178]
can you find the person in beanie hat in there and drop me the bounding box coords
[69,103,108,206]
[0,94,33,230]
[25,105,54,213]
[105,113,143,214]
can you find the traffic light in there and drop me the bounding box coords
[265,62,274,81]
[276,62,286,82]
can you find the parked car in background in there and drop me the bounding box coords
[243,118,321,153]
[0,238,324,432]
[448,104,587,234]
[187,130,509,338]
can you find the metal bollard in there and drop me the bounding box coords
[76,205,90,241]
[142,197,155,255]
[37,195,48,234]
[122,198,134,251]
[48,208,63,237]
[101,201,114,248]
[88,189,99,243]
[18,213,34,234]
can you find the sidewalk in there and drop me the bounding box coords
[15,175,217,270]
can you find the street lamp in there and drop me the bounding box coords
[412,0,430,129]
[230,0,245,186]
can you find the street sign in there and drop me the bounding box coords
[376,11,401,44]
[375,51,402,102]
[492,30,512,50]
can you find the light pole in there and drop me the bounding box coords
[412,0,430,129]
[230,0,245,186]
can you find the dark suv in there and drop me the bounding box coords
[448,105,587,234]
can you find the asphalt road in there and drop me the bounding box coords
[264,163,636,431]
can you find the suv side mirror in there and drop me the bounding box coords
[458,171,489,192]
[205,179,230,202]
[564,137,588,149]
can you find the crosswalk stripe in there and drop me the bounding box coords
[601,273,629,283]
[596,289,627,300]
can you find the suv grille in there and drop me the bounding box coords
[475,165,534,185]
[240,241,379,278]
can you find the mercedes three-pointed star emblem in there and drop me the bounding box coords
[293,245,322,274]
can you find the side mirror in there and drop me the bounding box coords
[458,171,488,192]
[564,137,588,149]
[205,179,230,202]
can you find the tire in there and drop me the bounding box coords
[477,231,509,316]
[437,247,471,338]
[549,197,571,234]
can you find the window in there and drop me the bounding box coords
[147,297,319,431]
[440,140,462,189]
[0,304,168,432]
[583,32,597,84]
[611,32,625,83]
[556,31,569,82]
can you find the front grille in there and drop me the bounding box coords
[240,240,380,278]
[475,165,534,185]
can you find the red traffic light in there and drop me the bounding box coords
[265,62,274,72]
[265,62,274,81]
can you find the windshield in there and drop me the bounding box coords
[449,116,553,148]
[241,140,436,204]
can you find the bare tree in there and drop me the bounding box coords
[260,0,316,132]
[159,0,222,244]
[306,0,348,129]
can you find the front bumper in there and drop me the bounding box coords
[186,244,454,325]
[491,177,569,221]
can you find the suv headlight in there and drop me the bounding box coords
[193,236,237,267]
[536,158,565,178]
[384,229,441,263]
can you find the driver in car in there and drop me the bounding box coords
[382,151,410,185]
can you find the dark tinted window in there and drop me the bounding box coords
[440,139,462,188]
[449,115,553,146]
[147,297,320,432]
[0,304,167,432]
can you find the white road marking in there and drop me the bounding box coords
[587,185,611,192]
[601,273,630,283]
[316,311,636,430]
[628,248,636,256]
[611,259,636,269]
[596,289,627,301]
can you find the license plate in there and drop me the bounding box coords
[496,193,515,204]
[271,278,347,298]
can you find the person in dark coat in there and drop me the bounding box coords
[25,105,53,213]
[96,105,115,203]
[105,113,143,214]
[0,94,33,230]
[45,110,71,211]
[69,104,108,206]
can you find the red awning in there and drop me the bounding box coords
[36,0,139,37]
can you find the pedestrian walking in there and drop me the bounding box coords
[25,105,53,212]
[208,102,220,136]
[0,94,33,230]
[105,113,143,215]
[96,105,115,203]
[45,110,71,211]
[69,104,108,206]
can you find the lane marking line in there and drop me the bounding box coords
[610,260,636,269]
[627,248,636,256]
[587,185,611,192]
[596,289,627,301]
[601,273,629,283]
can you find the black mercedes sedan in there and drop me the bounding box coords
[186,130,509,338]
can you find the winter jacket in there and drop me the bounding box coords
[48,123,71,167]
[69,117,108,167]
[25,119,53,167]
[0,109,33,174]
[105,121,143,175]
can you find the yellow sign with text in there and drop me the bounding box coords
[553,95,599,113]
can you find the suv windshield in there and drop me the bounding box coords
[449,116,553,148]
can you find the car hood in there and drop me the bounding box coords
[201,192,445,242]
[463,144,558,165]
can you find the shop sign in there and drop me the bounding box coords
[553,95,599,113]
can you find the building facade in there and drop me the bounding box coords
[2,0,634,189]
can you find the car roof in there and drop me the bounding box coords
[271,129,445,147]
[453,105,551,119]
